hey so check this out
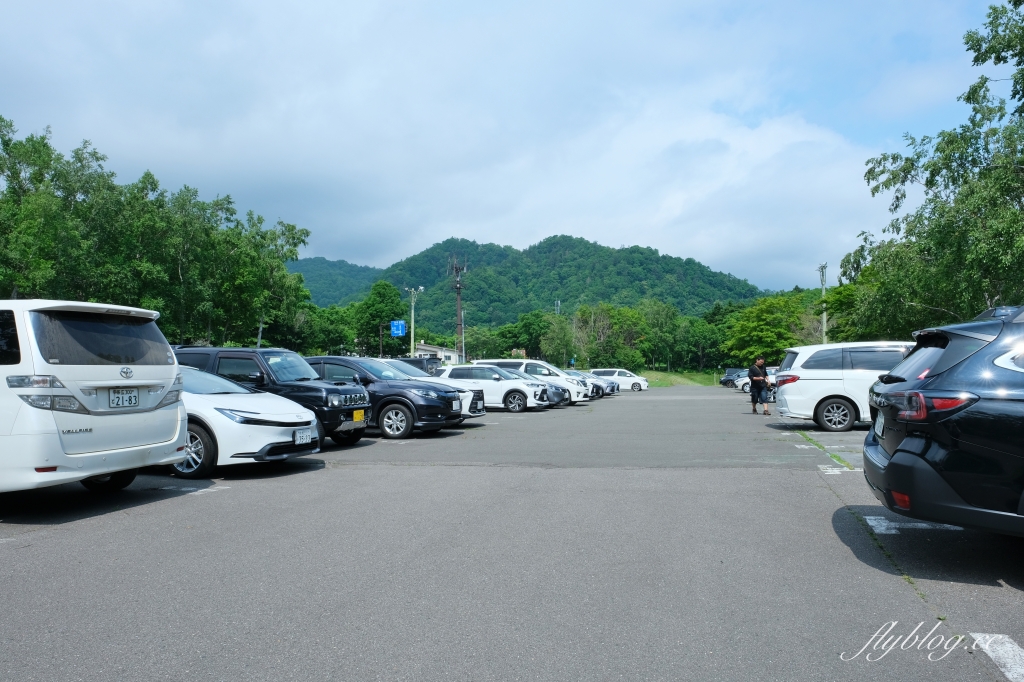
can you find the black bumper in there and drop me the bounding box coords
[233,441,320,462]
[315,405,371,433]
[862,436,1024,537]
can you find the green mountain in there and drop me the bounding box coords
[289,236,763,334]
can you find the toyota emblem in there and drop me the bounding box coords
[120,367,134,379]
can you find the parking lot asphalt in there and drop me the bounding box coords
[1,386,1021,680]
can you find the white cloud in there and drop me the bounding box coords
[0,0,989,289]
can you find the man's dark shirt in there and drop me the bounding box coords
[748,363,767,395]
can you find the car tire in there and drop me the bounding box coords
[504,391,527,412]
[767,388,777,403]
[631,382,641,392]
[379,404,414,439]
[172,422,218,479]
[80,469,137,492]
[741,383,750,394]
[330,428,364,446]
[724,380,736,388]
[315,419,327,448]
[816,398,855,432]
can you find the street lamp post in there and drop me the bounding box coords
[404,286,424,358]
[817,263,828,344]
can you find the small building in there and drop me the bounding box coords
[414,342,460,364]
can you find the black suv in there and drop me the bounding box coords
[174,347,371,447]
[864,306,1024,536]
[305,356,462,439]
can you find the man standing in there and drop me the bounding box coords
[749,355,770,415]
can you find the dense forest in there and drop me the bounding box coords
[289,236,763,331]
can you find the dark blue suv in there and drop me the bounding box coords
[864,306,1024,536]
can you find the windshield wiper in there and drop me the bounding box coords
[879,374,906,384]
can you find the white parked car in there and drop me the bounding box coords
[0,300,187,493]
[590,368,649,391]
[382,359,488,419]
[775,341,914,432]
[472,359,590,404]
[174,367,320,478]
[432,364,548,412]
[735,367,778,394]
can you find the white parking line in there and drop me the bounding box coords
[158,485,231,496]
[817,465,862,475]
[863,516,961,534]
[970,634,1024,682]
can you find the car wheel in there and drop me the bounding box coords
[631,382,641,392]
[741,383,750,394]
[504,391,526,412]
[173,423,218,479]
[724,380,736,388]
[330,428,364,446]
[379,404,414,439]
[315,419,326,448]
[80,469,137,492]
[816,398,855,432]
[767,388,777,403]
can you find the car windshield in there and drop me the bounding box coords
[489,367,518,380]
[385,359,430,377]
[181,367,251,394]
[504,368,533,381]
[355,358,411,380]
[262,351,320,381]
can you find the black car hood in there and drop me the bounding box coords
[385,379,457,395]
[279,379,364,395]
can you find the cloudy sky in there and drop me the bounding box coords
[0,1,1005,289]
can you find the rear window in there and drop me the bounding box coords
[0,311,19,365]
[493,362,521,369]
[847,349,907,371]
[800,348,843,370]
[778,352,798,372]
[175,352,210,370]
[890,333,990,380]
[31,311,172,366]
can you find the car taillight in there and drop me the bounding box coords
[776,374,799,388]
[888,391,978,421]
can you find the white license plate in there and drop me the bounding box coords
[874,412,885,438]
[109,388,139,408]
[294,428,312,445]
[452,399,461,411]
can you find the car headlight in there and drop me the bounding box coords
[328,393,341,407]
[172,373,183,386]
[567,378,582,387]
[411,388,440,400]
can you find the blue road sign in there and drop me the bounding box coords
[390,320,407,337]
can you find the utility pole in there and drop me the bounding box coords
[404,286,424,357]
[818,263,828,344]
[378,321,385,358]
[450,257,467,363]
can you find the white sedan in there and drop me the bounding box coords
[174,367,320,479]
[590,368,649,391]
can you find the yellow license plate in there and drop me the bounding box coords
[353,410,364,422]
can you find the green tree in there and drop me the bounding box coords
[721,295,802,365]
[678,317,723,371]
[540,314,575,366]
[353,280,408,356]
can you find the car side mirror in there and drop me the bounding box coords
[359,375,373,386]
[247,371,265,385]
[492,374,502,381]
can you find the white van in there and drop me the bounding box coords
[0,301,188,493]
[775,341,914,432]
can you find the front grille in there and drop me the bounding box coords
[340,393,368,406]
[264,441,315,458]
[472,390,484,403]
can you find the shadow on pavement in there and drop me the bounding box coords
[833,505,1024,590]
[212,457,326,481]
[0,475,217,527]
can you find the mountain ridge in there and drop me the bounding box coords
[289,235,763,333]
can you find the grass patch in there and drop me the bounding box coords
[639,370,719,387]
[797,430,855,469]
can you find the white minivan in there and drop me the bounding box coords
[775,341,914,432]
[0,300,188,493]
